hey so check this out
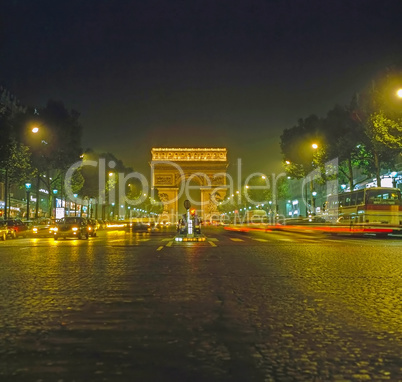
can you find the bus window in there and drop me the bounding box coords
[339,195,345,208]
[345,196,351,206]
[367,189,401,205]
[356,191,364,205]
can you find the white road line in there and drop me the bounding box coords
[230,238,244,242]
[166,241,174,247]
[157,246,164,251]
[208,241,217,247]
[252,238,269,242]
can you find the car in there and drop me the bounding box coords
[4,219,29,239]
[96,219,106,230]
[130,222,149,232]
[0,221,8,241]
[54,217,89,240]
[31,218,57,237]
[87,219,98,237]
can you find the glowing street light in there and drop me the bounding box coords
[73,193,78,216]
[52,188,58,218]
[397,89,402,98]
[25,182,32,219]
[391,171,398,188]
[32,126,39,134]
[312,143,318,150]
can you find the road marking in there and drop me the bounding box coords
[166,241,174,247]
[230,238,244,242]
[208,240,217,247]
[138,238,150,242]
[157,246,164,251]
[162,238,173,241]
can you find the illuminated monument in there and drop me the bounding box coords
[151,148,228,221]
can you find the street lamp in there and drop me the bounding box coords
[73,194,78,216]
[303,143,319,216]
[52,189,58,218]
[397,89,402,98]
[311,191,317,215]
[391,172,398,188]
[25,182,32,220]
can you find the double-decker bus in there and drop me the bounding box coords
[326,187,402,234]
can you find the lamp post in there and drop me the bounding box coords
[311,191,317,215]
[304,143,319,216]
[88,197,92,218]
[73,194,78,216]
[52,189,58,218]
[391,172,398,188]
[25,182,32,220]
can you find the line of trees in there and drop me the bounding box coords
[216,174,290,217]
[1,93,162,219]
[280,67,402,190]
[0,99,87,218]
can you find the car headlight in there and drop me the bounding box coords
[88,227,92,230]
[53,227,58,232]
[33,228,38,233]
[72,227,78,231]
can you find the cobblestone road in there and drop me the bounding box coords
[0,228,402,381]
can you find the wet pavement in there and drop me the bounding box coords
[1,228,402,381]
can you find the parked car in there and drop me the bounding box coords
[54,217,89,240]
[0,221,8,241]
[4,219,29,239]
[87,219,98,237]
[96,219,106,229]
[31,218,57,237]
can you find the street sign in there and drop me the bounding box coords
[184,200,191,210]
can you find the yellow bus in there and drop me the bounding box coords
[326,187,401,234]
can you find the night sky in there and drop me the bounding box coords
[2,0,402,177]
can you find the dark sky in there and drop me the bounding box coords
[2,0,402,176]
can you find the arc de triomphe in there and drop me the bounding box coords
[151,148,228,222]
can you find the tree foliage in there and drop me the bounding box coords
[280,68,402,189]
